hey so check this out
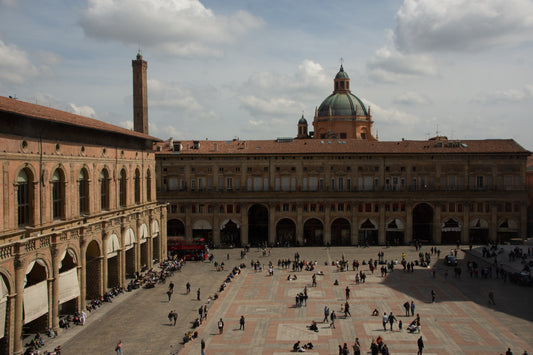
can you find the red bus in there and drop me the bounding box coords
[168,237,209,261]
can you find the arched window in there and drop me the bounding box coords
[119,169,127,207]
[52,169,65,219]
[79,169,89,215]
[100,169,109,211]
[134,168,141,204]
[17,168,33,226]
[146,169,152,202]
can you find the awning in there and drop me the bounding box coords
[24,280,48,324]
[442,218,461,232]
[152,219,159,237]
[107,234,120,258]
[386,218,404,231]
[58,268,80,304]
[220,219,240,229]
[193,219,212,230]
[470,218,489,229]
[139,223,148,244]
[0,277,8,339]
[125,228,135,251]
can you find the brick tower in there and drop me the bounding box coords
[132,52,148,134]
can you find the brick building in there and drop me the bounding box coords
[156,66,530,248]
[0,55,167,354]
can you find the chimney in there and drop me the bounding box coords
[132,52,148,134]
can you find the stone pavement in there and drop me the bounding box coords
[39,246,532,354]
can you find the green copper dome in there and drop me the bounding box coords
[335,65,350,79]
[298,115,307,124]
[317,92,368,117]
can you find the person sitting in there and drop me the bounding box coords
[333,279,339,285]
[372,308,379,316]
[293,341,301,352]
[308,320,318,332]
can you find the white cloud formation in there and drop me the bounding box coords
[393,91,432,105]
[69,103,97,117]
[240,96,303,117]
[0,40,39,84]
[394,0,533,53]
[80,0,264,56]
[471,84,533,103]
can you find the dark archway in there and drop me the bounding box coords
[276,218,296,246]
[304,218,324,246]
[386,219,404,246]
[331,218,351,246]
[469,218,489,244]
[85,240,101,300]
[413,203,434,243]
[441,218,461,244]
[221,220,240,247]
[359,218,378,246]
[248,204,268,247]
[167,219,185,237]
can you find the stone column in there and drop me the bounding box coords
[405,203,413,244]
[520,202,527,240]
[296,203,303,245]
[268,203,275,245]
[433,204,442,244]
[213,203,220,246]
[324,207,331,245]
[461,202,470,244]
[378,203,385,245]
[351,211,359,246]
[240,203,248,246]
[7,294,16,355]
[160,207,168,258]
[51,237,60,333]
[185,204,192,241]
[490,205,498,242]
[13,255,25,355]
[79,227,88,314]
[102,229,109,291]
[135,215,142,271]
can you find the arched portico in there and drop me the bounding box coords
[441,217,461,244]
[331,218,351,246]
[276,218,296,246]
[85,240,102,300]
[303,218,324,246]
[386,218,404,245]
[413,203,434,243]
[248,204,268,247]
[359,218,378,246]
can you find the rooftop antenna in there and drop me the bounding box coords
[339,57,344,68]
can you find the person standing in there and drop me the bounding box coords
[239,315,245,330]
[344,302,351,317]
[197,288,201,301]
[417,336,424,355]
[201,339,205,355]
[168,281,174,293]
[218,318,224,334]
[345,286,350,300]
[186,281,191,294]
[352,338,361,355]
[115,340,123,355]
[382,312,388,331]
[167,288,173,302]
[323,306,330,323]
[411,300,415,316]
[330,310,336,329]
[388,312,396,331]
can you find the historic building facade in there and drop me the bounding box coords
[156,66,529,248]
[0,89,166,353]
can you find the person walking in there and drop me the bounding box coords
[417,336,424,355]
[186,281,191,294]
[197,288,201,301]
[323,306,330,323]
[167,288,173,302]
[388,312,396,331]
[172,311,177,326]
[115,340,123,355]
[411,300,415,316]
[218,318,224,334]
[330,310,336,329]
[239,315,245,330]
[403,301,410,316]
[344,301,351,317]
[201,339,205,355]
[382,312,388,331]
[168,281,174,293]
[345,286,350,300]
[352,337,361,355]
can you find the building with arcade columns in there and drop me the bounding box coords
[155,65,530,248]
[0,54,167,354]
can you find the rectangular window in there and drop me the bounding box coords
[365,203,371,212]
[198,178,205,190]
[254,177,262,191]
[318,178,324,191]
[226,177,233,190]
[346,178,351,191]
[263,178,269,191]
[275,178,281,191]
[283,204,289,212]
[310,204,316,212]
[302,177,308,191]
[227,204,233,213]
[169,177,178,191]
[282,177,290,191]
[413,177,417,190]
[338,203,344,212]
[449,203,455,212]
[191,179,196,191]
[338,177,344,192]
[310,177,318,191]
[477,176,484,190]
[171,205,177,213]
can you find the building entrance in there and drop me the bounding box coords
[413,203,433,243]
[248,204,268,247]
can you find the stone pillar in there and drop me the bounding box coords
[490,205,498,242]
[185,204,192,241]
[324,207,331,245]
[120,223,127,287]
[378,203,385,245]
[268,203,275,245]
[461,202,470,244]
[98,256,105,296]
[7,294,16,355]
[102,230,109,291]
[47,277,53,329]
[405,203,413,244]
[520,202,527,240]
[160,207,168,258]
[213,203,220,246]
[296,203,303,245]
[79,227,88,314]
[433,204,442,244]
[13,256,25,355]
[240,203,248,246]
[51,238,60,333]
[351,212,359,246]
[135,215,142,271]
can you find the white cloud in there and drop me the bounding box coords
[80,0,264,56]
[394,0,533,53]
[0,0,18,8]
[69,103,97,117]
[0,40,39,84]
[367,46,438,82]
[240,95,303,117]
[471,84,533,103]
[393,91,432,105]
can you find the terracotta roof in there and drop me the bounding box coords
[156,138,529,155]
[0,96,160,141]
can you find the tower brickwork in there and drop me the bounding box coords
[132,53,148,134]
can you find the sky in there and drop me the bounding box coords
[1,0,533,150]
